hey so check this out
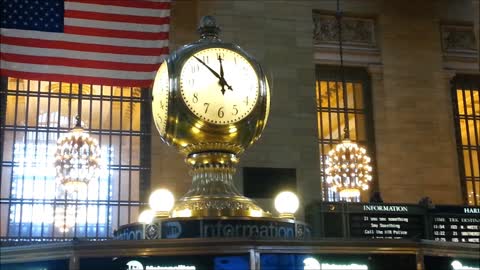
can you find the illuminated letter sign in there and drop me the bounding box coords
[303,257,368,270]
[126,260,196,270]
[451,260,480,270]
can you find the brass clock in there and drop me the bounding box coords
[151,16,271,217]
[152,62,169,137]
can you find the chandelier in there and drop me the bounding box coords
[324,0,373,200]
[325,139,372,198]
[55,85,101,194]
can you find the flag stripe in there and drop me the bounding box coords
[1,44,165,64]
[64,10,170,25]
[1,60,157,80]
[1,70,153,87]
[64,25,169,40]
[1,29,167,48]
[1,53,159,72]
[69,0,171,10]
[64,18,168,33]
[65,2,168,17]
[1,36,168,57]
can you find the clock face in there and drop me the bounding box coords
[179,48,260,125]
[152,61,170,136]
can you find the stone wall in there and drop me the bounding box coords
[150,0,478,213]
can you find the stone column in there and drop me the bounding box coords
[367,64,384,197]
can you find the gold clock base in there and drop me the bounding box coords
[170,151,271,218]
[171,195,271,218]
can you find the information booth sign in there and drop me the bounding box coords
[347,204,425,239]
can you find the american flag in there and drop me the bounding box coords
[0,0,170,87]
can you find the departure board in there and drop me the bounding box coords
[429,206,480,243]
[348,204,425,240]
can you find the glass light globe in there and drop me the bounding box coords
[274,191,299,218]
[138,209,155,224]
[149,189,175,212]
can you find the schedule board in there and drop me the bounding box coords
[347,204,425,240]
[429,206,480,243]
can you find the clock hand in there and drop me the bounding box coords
[193,56,222,80]
[217,55,233,93]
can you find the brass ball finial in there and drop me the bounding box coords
[197,15,221,39]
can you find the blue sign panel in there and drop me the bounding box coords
[260,254,416,270]
[80,254,249,270]
[1,259,69,270]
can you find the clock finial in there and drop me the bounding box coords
[197,15,221,40]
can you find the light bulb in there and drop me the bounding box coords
[274,191,299,218]
[149,188,175,212]
[138,209,155,224]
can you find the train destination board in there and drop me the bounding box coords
[348,204,425,240]
[430,206,480,243]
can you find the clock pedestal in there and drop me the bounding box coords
[171,152,270,217]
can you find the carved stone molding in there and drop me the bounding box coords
[441,25,477,54]
[440,24,478,71]
[313,13,376,47]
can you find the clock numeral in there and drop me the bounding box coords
[159,101,164,109]
[191,64,199,73]
[203,103,210,113]
[234,57,237,64]
[188,79,195,86]
[155,113,162,123]
[232,105,238,116]
[192,93,198,103]
[244,96,249,106]
[218,107,224,118]
[216,52,225,59]
[202,55,209,64]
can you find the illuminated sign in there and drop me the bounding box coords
[303,257,368,270]
[451,260,480,270]
[126,260,196,270]
[363,205,408,212]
